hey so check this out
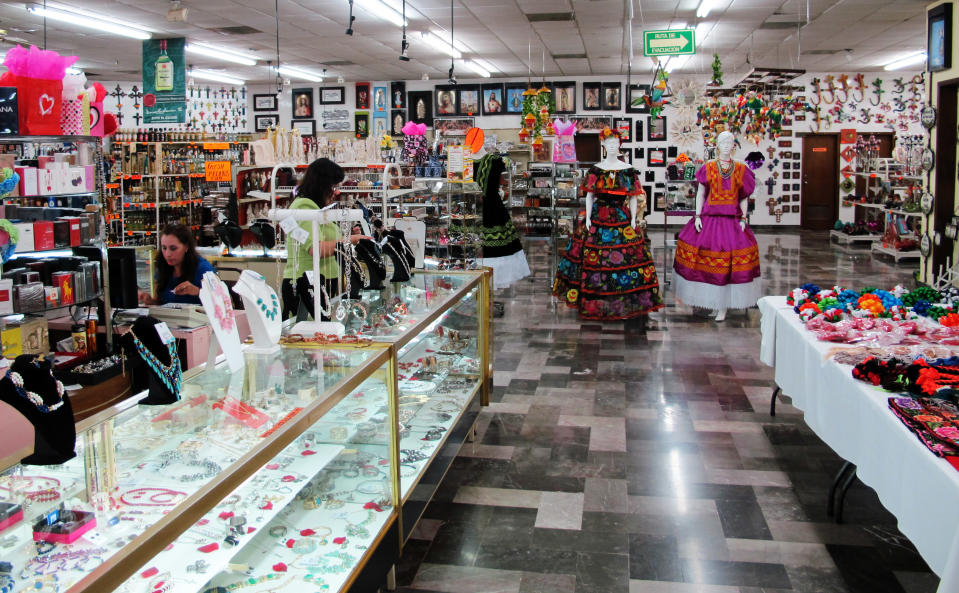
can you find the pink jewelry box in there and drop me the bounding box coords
[0,502,23,533]
[33,508,96,544]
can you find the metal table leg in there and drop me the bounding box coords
[826,461,854,517]
[769,385,781,417]
[835,465,859,524]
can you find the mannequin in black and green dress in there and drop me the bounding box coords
[474,144,530,289]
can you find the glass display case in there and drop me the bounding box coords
[0,269,492,592]
[425,181,483,269]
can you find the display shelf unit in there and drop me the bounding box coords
[660,179,699,290]
[829,229,882,246]
[0,269,491,593]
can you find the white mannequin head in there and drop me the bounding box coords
[716,131,735,159]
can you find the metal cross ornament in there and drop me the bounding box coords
[765,177,777,196]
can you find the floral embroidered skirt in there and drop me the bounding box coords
[553,195,663,320]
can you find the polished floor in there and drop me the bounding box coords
[395,230,937,593]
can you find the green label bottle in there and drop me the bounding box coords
[155,39,174,92]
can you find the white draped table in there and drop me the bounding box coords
[759,295,959,591]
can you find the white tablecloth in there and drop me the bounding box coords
[759,296,959,590]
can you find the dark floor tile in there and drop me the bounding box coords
[716,497,773,540]
[534,528,629,555]
[628,533,683,582]
[423,521,482,565]
[826,544,909,593]
[575,551,629,593]
[679,558,792,588]
[473,543,579,574]
[395,539,431,586]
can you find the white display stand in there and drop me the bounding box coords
[394,218,426,268]
[268,207,365,337]
[231,270,282,353]
[198,271,244,372]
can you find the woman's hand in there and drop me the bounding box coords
[173,281,200,297]
[138,290,157,305]
[349,234,373,245]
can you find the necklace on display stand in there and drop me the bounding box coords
[199,272,244,371]
[230,270,282,353]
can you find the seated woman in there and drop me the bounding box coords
[141,223,215,305]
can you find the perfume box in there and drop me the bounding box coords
[61,217,82,246]
[15,282,44,313]
[20,317,48,355]
[12,222,34,252]
[15,166,37,196]
[2,325,21,356]
[0,278,12,315]
[68,167,86,193]
[0,502,23,533]
[52,220,70,249]
[33,508,96,545]
[33,221,54,251]
[51,272,74,305]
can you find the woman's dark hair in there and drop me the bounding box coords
[155,224,199,299]
[297,158,345,207]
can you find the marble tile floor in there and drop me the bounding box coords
[394,230,937,593]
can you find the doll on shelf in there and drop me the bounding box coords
[553,127,663,320]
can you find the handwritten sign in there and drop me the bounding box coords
[205,160,231,182]
[203,142,229,150]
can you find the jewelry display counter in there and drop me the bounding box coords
[0,269,492,593]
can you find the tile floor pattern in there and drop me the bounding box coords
[395,230,939,593]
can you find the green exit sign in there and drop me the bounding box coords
[643,29,696,56]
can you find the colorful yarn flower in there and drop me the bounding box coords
[911,299,932,317]
[939,313,959,327]
[903,287,941,307]
[856,293,885,316]
[821,309,844,323]
[818,297,842,311]
[798,302,821,322]
[787,288,810,308]
[801,283,821,296]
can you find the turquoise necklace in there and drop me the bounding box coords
[129,329,182,395]
[256,293,279,321]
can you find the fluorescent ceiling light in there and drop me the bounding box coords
[188,69,245,85]
[665,55,690,72]
[277,65,324,82]
[883,51,926,70]
[26,4,151,39]
[669,22,687,30]
[431,30,470,54]
[186,43,257,66]
[695,22,713,46]
[460,60,490,78]
[421,31,461,58]
[354,0,407,27]
[696,0,716,19]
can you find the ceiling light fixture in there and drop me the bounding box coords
[277,65,324,82]
[421,31,461,58]
[26,3,152,39]
[345,0,355,35]
[460,59,490,78]
[188,68,245,85]
[883,51,926,70]
[696,0,716,19]
[669,22,687,30]
[185,43,257,66]
[695,22,713,46]
[354,0,407,27]
[398,0,410,61]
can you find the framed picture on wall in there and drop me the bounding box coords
[390,81,406,109]
[253,94,277,111]
[505,83,526,113]
[407,91,433,126]
[645,170,655,182]
[648,116,667,141]
[553,81,576,114]
[627,84,650,114]
[929,3,952,72]
[613,117,631,141]
[634,147,644,159]
[373,86,388,112]
[319,87,345,105]
[292,88,313,119]
[391,109,406,134]
[435,85,458,115]
[354,111,369,138]
[255,113,278,132]
[457,85,480,116]
[620,150,632,165]
[291,119,315,137]
[583,82,601,111]
[433,118,474,136]
[569,115,612,133]
[355,83,371,110]
[602,82,622,111]
[648,147,666,167]
[481,83,505,115]
[372,115,387,138]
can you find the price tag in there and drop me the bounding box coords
[279,216,300,234]
[204,160,231,182]
[155,322,175,344]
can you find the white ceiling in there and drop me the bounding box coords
[0,0,929,83]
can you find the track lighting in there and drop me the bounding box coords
[345,0,355,35]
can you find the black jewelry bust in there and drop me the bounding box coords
[120,316,181,405]
[0,354,76,465]
[354,239,386,290]
[384,230,415,282]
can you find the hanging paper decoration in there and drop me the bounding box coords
[646,64,671,119]
[710,53,723,86]
[697,91,793,145]
[521,86,555,142]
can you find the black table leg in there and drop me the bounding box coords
[769,385,781,417]
[826,461,854,517]
[835,465,859,524]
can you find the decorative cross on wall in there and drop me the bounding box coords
[109,85,126,109]
[129,85,143,109]
[766,197,777,215]
[775,207,783,223]
[133,112,142,126]
[765,177,777,196]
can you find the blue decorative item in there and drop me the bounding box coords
[0,169,19,199]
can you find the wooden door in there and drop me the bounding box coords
[933,82,957,275]
[801,134,839,230]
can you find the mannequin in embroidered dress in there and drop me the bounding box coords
[553,128,663,320]
[673,131,761,321]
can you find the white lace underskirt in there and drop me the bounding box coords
[478,250,531,289]
[674,274,763,310]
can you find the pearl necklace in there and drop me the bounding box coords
[8,371,65,413]
[384,239,411,278]
[129,330,183,395]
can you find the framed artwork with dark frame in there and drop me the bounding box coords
[254,113,278,132]
[602,82,622,111]
[929,3,952,72]
[390,109,406,135]
[648,116,667,141]
[647,147,666,167]
[457,84,481,116]
[319,86,345,105]
[407,91,433,126]
[291,88,313,119]
[504,83,526,113]
[435,85,458,116]
[650,185,663,211]
[355,83,371,110]
[481,83,505,115]
[553,81,576,114]
[634,147,644,159]
[583,82,602,111]
[613,117,632,142]
[253,94,277,111]
[390,81,406,109]
[373,86,388,112]
[433,117,474,136]
[354,111,369,138]
[569,115,612,133]
[619,150,632,165]
[627,84,650,114]
[633,119,644,141]
[291,119,315,137]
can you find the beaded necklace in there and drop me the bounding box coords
[129,329,183,395]
[7,371,65,413]
[717,158,734,180]
[256,293,279,321]
[384,240,411,277]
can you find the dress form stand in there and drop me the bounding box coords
[231,270,282,353]
[586,135,638,230]
[268,207,365,336]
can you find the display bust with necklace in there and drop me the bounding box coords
[120,316,183,405]
[231,269,282,351]
[0,354,77,464]
[672,130,761,322]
